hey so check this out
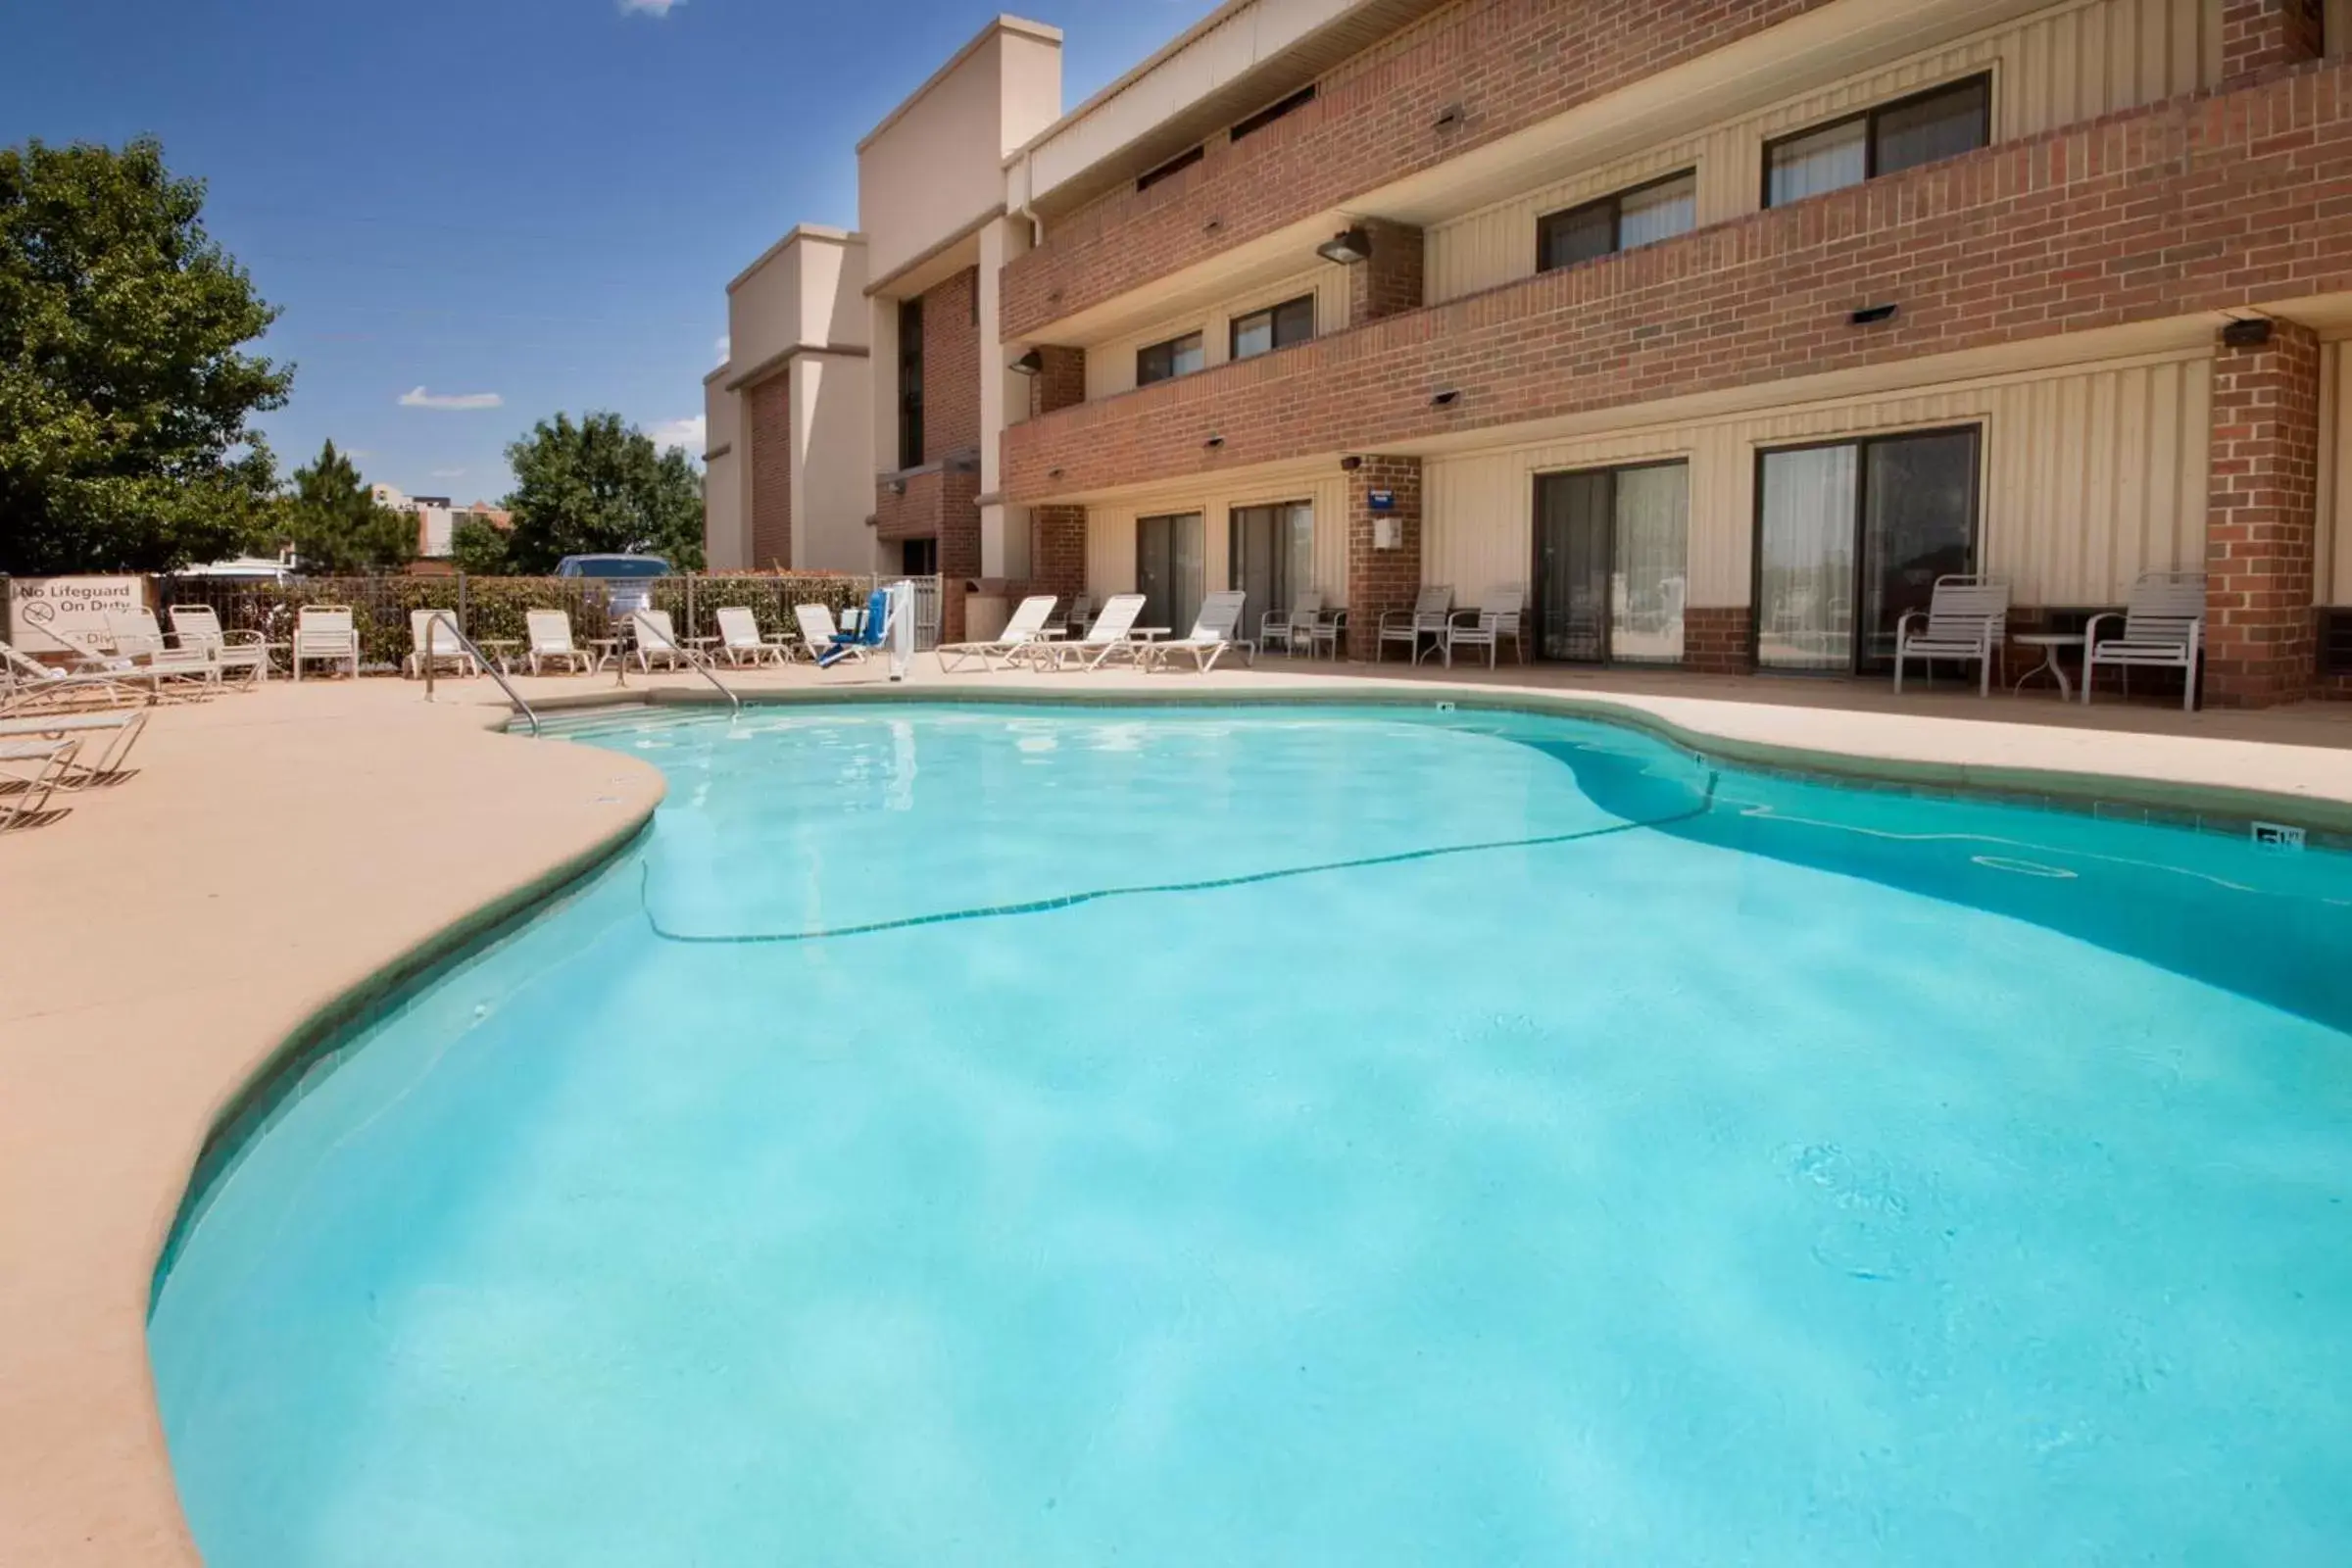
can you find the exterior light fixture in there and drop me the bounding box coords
[1316,225,1372,266]
[887,477,907,497]
[1429,388,1461,408]
[2222,317,2276,349]
[1340,455,1363,471]
[1009,349,1045,375]
[1204,433,1226,449]
[1434,103,1465,131]
[1849,303,1899,326]
[1049,466,1064,479]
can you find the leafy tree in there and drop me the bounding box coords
[450,515,512,574]
[280,439,416,572]
[502,411,704,572]
[0,136,292,573]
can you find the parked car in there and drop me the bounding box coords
[556,554,671,615]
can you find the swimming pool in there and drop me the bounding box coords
[150,703,2352,1565]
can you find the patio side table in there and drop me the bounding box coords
[2012,631,2086,701]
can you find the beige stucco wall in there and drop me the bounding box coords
[859,19,1062,288]
[1081,264,1351,402]
[792,353,877,572]
[1421,345,2213,612]
[1083,469,1350,609]
[702,369,745,569]
[1427,0,2216,308]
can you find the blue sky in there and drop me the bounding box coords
[2,0,1217,504]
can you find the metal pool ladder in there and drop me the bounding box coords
[421,613,542,737]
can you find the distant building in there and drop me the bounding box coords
[371,484,513,565]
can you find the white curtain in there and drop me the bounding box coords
[1768,120,1867,206]
[1618,174,1697,251]
[1610,464,1689,662]
[1172,514,1205,632]
[1284,504,1315,605]
[1758,446,1856,669]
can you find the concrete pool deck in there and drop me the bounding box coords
[3,662,2349,1565]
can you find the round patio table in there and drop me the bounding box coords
[2012,631,2086,701]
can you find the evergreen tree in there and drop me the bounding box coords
[280,439,416,572]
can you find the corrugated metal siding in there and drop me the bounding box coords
[1084,266,1351,401]
[2332,0,2351,63]
[1427,0,2213,308]
[1424,349,2213,610]
[2324,342,2350,606]
[1083,473,1350,606]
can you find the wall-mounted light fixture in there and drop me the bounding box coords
[1316,225,1372,266]
[887,477,907,497]
[1429,388,1461,408]
[1204,433,1226,449]
[1009,349,1045,375]
[1340,455,1363,472]
[1203,217,1223,234]
[2222,316,2276,349]
[1049,466,1064,480]
[1434,103,1465,131]
[1848,303,1899,326]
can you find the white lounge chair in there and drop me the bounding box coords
[937,595,1058,672]
[793,603,860,664]
[168,605,271,682]
[2085,571,2205,710]
[628,609,693,671]
[1893,575,2010,697]
[106,608,221,686]
[1,640,155,711]
[0,738,79,831]
[524,610,593,674]
[1261,591,1325,658]
[406,610,478,678]
[1141,590,1251,673]
[292,607,360,681]
[1378,586,1454,663]
[1446,588,1528,668]
[714,606,794,666]
[1020,593,1148,670]
[0,709,147,781]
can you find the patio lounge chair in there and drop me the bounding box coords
[793,603,861,665]
[0,708,148,782]
[524,610,593,674]
[628,609,694,672]
[1261,591,1325,658]
[1446,588,1528,668]
[168,605,271,682]
[937,595,1057,672]
[292,607,360,680]
[1893,575,2010,697]
[0,738,79,831]
[107,608,222,687]
[1,641,158,711]
[1019,593,1148,670]
[2084,571,2205,711]
[406,610,478,679]
[1378,586,1454,663]
[1140,590,1251,673]
[714,606,794,666]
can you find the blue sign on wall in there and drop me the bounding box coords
[1368,489,1396,512]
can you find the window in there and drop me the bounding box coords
[1229,502,1314,627]
[901,537,938,576]
[1537,171,1697,272]
[1136,514,1205,633]
[1230,294,1315,362]
[1136,331,1205,387]
[1231,85,1316,143]
[1765,75,1991,207]
[1137,145,1204,193]
[1533,463,1690,664]
[896,297,923,470]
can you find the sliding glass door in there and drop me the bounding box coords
[1229,502,1313,628]
[1755,427,1979,673]
[1136,513,1204,634]
[1533,461,1689,663]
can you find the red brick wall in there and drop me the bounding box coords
[746,370,792,569]
[921,268,981,463]
[2223,0,2327,80]
[1349,220,1425,325]
[1006,64,2352,500]
[1031,505,1088,601]
[2205,319,2322,707]
[1345,458,1423,660]
[1685,608,1753,674]
[874,467,942,543]
[1002,0,1837,339]
[1028,346,1087,418]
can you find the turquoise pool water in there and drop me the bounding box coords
[150,704,2352,1565]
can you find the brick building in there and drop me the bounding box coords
[720,0,2352,705]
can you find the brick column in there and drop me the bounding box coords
[2222,0,2325,79]
[940,462,982,646]
[1031,505,1088,602]
[2205,318,2322,708]
[746,371,792,569]
[1344,458,1422,660]
[1684,608,1754,674]
[1348,220,1425,326]
[1027,347,1087,418]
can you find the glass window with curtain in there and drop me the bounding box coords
[1229,502,1314,628]
[1230,295,1316,361]
[1766,75,1991,208]
[1136,331,1204,387]
[1532,461,1690,664]
[896,297,924,470]
[1757,445,1859,670]
[1136,514,1205,634]
[1538,172,1695,272]
[1766,118,1868,207]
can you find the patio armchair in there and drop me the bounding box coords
[2084,571,2205,711]
[1893,575,2010,697]
[406,610,479,679]
[1260,591,1325,658]
[1377,587,1454,663]
[524,610,594,674]
[291,607,360,680]
[1446,588,1528,668]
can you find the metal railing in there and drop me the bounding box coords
[625,611,741,716]
[420,613,542,736]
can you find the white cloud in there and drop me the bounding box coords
[429,467,467,479]
[399,386,504,411]
[713,334,730,367]
[619,0,683,15]
[650,416,706,457]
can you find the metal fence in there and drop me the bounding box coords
[156,572,942,670]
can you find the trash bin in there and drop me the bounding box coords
[963,580,1009,645]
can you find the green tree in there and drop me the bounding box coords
[501,411,704,572]
[0,136,292,573]
[281,439,416,572]
[450,514,512,574]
